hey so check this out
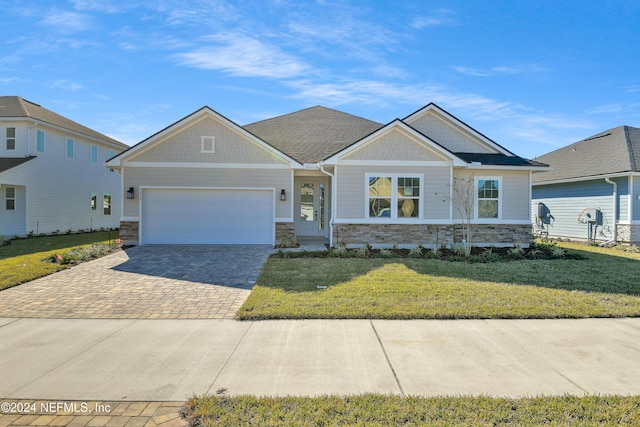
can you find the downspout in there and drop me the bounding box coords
[319,162,335,248]
[605,178,618,243]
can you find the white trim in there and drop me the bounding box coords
[528,171,533,222]
[200,136,215,153]
[275,217,294,222]
[532,172,640,186]
[365,173,424,220]
[449,166,453,220]
[465,164,549,171]
[338,160,452,167]
[122,161,290,169]
[403,103,513,156]
[475,176,502,220]
[324,120,466,166]
[121,216,139,222]
[629,175,633,222]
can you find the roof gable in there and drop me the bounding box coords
[0,96,126,149]
[243,106,382,164]
[403,103,513,155]
[108,107,300,167]
[532,126,640,184]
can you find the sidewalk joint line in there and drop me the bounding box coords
[0,317,21,328]
[553,369,588,393]
[370,320,405,396]
[206,321,254,395]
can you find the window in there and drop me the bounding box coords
[6,128,15,150]
[91,145,98,163]
[36,130,45,152]
[5,187,15,210]
[90,192,97,211]
[201,136,215,153]
[66,138,74,159]
[368,175,421,219]
[103,193,111,215]
[477,178,500,219]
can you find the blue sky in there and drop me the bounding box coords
[1,0,639,159]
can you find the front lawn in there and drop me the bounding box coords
[181,394,640,426]
[0,231,119,291]
[237,243,640,320]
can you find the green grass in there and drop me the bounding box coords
[181,394,640,426]
[0,231,119,291]
[238,243,640,320]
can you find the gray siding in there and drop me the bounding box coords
[532,178,627,241]
[342,128,447,161]
[335,165,450,220]
[406,112,494,154]
[634,176,640,221]
[124,167,292,218]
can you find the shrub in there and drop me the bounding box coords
[50,242,120,265]
[328,244,350,258]
[355,243,371,258]
[508,245,524,260]
[275,235,299,248]
[378,249,394,258]
[408,245,424,258]
[425,248,441,259]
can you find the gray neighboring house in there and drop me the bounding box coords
[532,126,640,244]
[107,103,546,247]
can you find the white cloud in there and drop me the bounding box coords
[50,80,84,91]
[174,33,309,78]
[411,10,455,29]
[40,11,93,33]
[453,63,549,77]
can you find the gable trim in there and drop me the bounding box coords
[123,161,291,169]
[324,119,466,166]
[532,172,640,186]
[403,103,513,156]
[338,160,452,167]
[107,107,301,168]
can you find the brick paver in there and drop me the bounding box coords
[0,401,187,427]
[0,245,271,319]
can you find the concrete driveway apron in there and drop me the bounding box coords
[0,245,272,319]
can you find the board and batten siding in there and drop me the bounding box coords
[341,128,448,162]
[532,177,629,241]
[123,167,292,219]
[0,123,122,236]
[406,112,494,154]
[335,165,450,220]
[129,116,287,165]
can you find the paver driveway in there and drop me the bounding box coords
[0,245,272,319]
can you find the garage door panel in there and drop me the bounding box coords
[141,189,273,244]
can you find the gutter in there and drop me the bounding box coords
[605,178,618,242]
[318,162,335,248]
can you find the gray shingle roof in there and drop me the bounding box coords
[0,156,36,173]
[532,126,640,183]
[243,106,383,163]
[0,96,127,148]
[454,152,545,166]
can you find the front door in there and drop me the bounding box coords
[295,177,329,237]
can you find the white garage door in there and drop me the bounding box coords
[141,188,274,244]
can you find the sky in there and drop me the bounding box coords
[1,0,639,159]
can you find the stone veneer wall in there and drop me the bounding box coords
[333,223,533,248]
[276,222,295,243]
[119,221,139,245]
[617,224,640,244]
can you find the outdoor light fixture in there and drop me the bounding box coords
[280,189,286,201]
[126,187,135,199]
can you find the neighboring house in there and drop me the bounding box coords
[532,126,640,244]
[0,96,128,237]
[106,103,546,247]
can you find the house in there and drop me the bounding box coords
[106,103,547,247]
[532,126,640,244]
[0,96,128,237]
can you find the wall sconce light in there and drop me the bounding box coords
[280,189,286,201]
[126,187,135,199]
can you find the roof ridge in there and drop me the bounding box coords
[243,105,382,127]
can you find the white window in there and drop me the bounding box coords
[367,175,421,219]
[6,128,15,150]
[103,193,111,215]
[201,136,215,153]
[476,177,501,219]
[36,130,45,152]
[90,192,97,211]
[66,138,74,159]
[5,187,15,210]
[91,145,98,163]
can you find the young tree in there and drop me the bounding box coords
[450,174,477,257]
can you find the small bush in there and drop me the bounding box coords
[408,245,424,258]
[425,248,441,259]
[275,235,299,248]
[355,243,371,258]
[328,244,350,258]
[50,242,120,265]
[378,249,394,258]
[508,245,525,260]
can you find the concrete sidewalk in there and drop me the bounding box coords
[1,317,640,401]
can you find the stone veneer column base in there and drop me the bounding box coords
[119,221,139,245]
[332,223,533,248]
[276,222,295,243]
[617,223,640,244]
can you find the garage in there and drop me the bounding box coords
[140,188,274,244]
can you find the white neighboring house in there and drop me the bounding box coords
[0,96,128,237]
